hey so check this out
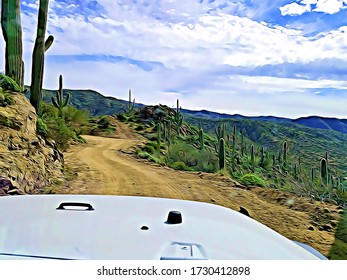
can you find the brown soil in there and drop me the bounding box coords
[55,120,342,258]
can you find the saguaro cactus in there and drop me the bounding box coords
[250,144,255,169]
[51,75,70,116]
[127,89,135,113]
[173,99,183,135]
[283,141,288,165]
[218,138,225,170]
[1,0,24,89]
[321,158,328,186]
[30,0,54,112]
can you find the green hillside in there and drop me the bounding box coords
[185,115,347,177]
[40,88,137,116]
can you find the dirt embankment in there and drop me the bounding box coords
[55,121,343,258]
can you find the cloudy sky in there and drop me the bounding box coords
[1,0,347,118]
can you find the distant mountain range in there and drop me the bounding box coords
[40,88,347,135]
[182,109,347,135]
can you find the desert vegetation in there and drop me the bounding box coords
[116,96,347,207]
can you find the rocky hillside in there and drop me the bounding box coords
[0,92,64,195]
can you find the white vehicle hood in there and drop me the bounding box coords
[0,195,323,260]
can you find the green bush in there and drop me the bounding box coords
[137,151,151,159]
[38,102,88,150]
[0,90,14,106]
[97,116,111,129]
[142,142,157,154]
[167,142,200,168]
[36,117,48,137]
[171,161,191,171]
[0,74,22,92]
[148,154,164,164]
[117,113,127,121]
[196,148,218,173]
[135,124,145,131]
[239,174,267,187]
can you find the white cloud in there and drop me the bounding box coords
[40,9,347,72]
[313,0,347,14]
[40,57,347,119]
[280,2,311,16]
[2,0,347,118]
[280,0,347,16]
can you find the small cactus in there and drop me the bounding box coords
[321,158,328,186]
[283,141,288,166]
[218,138,225,170]
[127,89,135,113]
[259,146,265,168]
[174,99,183,135]
[51,75,70,116]
[250,145,255,169]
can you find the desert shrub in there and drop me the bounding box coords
[0,74,22,92]
[167,142,199,167]
[170,161,191,171]
[97,116,111,129]
[137,151,151,159]
[117,113,127,121]
[196,148,218,173]
[0,90,14,106]
[239,173,267,187]
[63,105,89,126]
[135,124,145,131]
[148,154,164,164]
[36,117,48,137]
[166,142,218,172]
[38,102,87,150]
[142,142,158,154]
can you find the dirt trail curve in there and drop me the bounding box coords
[58,123,341,257]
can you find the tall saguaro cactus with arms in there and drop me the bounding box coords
[1,0,24,89]
[30,0,54,112]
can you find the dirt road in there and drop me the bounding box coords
[57,130,340,257]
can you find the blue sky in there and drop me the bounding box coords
[1,0,347,118]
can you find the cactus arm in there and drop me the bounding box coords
[51,96,58,108]
[63,93,70,107]
[44,35,54,52]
